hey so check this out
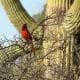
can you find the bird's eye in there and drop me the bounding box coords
[22,27,26,30]
[22,28,25,30]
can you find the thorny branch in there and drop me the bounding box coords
[0,12,80,80]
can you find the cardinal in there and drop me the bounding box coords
[21,24,35,55]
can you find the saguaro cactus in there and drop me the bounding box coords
[0,0,80,80]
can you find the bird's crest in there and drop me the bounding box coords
[22,24,27,30]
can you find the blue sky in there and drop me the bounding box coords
[0,0,47,40]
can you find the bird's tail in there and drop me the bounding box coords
[31,41,35,56]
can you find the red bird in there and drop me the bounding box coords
[21,24,35,55]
